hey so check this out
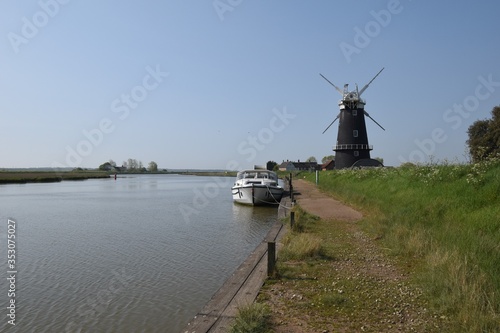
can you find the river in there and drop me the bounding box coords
[0,174,278,333]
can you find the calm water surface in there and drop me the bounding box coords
[0,175,278,333]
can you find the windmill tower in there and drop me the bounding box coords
[320,68,385,169]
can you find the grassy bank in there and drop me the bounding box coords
[0,170,235,184]
[0,171,110,184]
[288,160,500,332]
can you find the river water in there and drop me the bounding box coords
[0,174,278,333]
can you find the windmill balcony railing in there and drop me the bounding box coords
[334,144,373,150]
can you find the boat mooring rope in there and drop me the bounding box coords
[259,185,292,209]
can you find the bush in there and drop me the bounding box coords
[230,303,271,333]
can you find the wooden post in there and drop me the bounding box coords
[290,211,295,229]
[267,241,276,277]
[289,172,293,199]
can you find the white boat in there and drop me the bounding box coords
[231,169,284,205]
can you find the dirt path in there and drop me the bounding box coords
[259,179,443,332]
[293,179,363,221]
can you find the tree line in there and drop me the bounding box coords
[467,106,500,162]
[99,159,159,172]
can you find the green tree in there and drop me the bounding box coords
[99,162,112,171]
[266,161,277,171]
[148,161,158,172]
[321,155,335,163]
[306,156,317,163]
[467,106,500,162]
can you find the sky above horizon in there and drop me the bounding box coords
[1,0,500,170]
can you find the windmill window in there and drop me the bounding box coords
[352,110,357,116]
[353,130,358,137]
[354,151,359,157]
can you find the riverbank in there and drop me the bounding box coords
[257,162,500,332]
[182,197,291,332]
[0,171,110,184]
[0,170,237,185]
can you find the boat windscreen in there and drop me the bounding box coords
[237,171,278,180]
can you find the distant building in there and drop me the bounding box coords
[321,160,335,170]
[114,166,126,172]
[278,160,319,171]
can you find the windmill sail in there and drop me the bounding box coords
[364,111,385,131]
[319,74,343,96]
[359,67,384,96]
[322,113,340,134]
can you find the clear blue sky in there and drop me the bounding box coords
[1,0,500,170]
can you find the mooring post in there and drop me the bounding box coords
[290,211,295,229]
[267,241,276,277]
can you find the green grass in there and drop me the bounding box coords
[278,207,325,262]
[279,232,323,261]
[299,160,500,332]
[0,171,110,184]
[231,303,272,333]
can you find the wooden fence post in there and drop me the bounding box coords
[267,241,276,277]
[290,211,295,229]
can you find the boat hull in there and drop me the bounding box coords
[231,185,284,205]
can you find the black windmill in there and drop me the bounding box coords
[320,68,386,169]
